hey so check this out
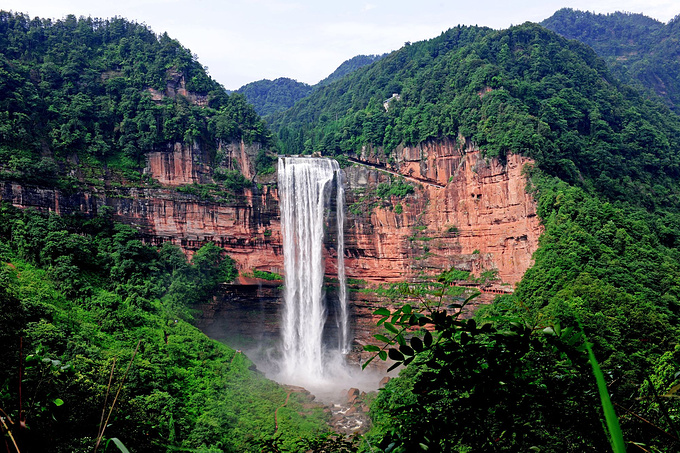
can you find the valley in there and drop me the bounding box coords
[0,7,679,453]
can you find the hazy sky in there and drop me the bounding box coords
[3,1,679,90]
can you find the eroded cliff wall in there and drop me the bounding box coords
[344,143,542,286]
[0,139,541,286]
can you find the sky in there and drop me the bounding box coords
[3,1,679,90]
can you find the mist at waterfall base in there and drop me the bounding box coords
[253,156,383,401]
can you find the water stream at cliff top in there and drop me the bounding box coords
[277,157,350,388]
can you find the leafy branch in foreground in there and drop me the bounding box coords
[362,279,479,371]
[363,286,620,452]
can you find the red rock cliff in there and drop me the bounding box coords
[1,139,540,287]
[342,141,541,287]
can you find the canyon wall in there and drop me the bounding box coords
[343,138,542,286]
[1,141,540,286]
[1,139,542,353]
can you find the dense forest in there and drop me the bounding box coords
[236,78,313,117]
[542,8,680,113]
[0,11,272,189]
[236,54,385,118]
[315,54,386,88]
[1,7,680,453]
[0,204,333,452]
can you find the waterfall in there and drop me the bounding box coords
[277,157,349,382]
[336,176,350,354]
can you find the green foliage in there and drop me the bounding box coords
[254,148,278,175]
[250,269,283,281]
[363,165,680,451]
[0,204,327,452]
[437,267,471,283]
[236,55,385,118]
[257,431,360,453]
[505,173,680,451]
[0,11,272,188]
[376,178,415,199]
[363,295,610,452]
[542,8,680,113]
[236,77,313,117]
[316,54,386,88]
[107,438,131,453]
[581,328,627,453]
[212,169,252,191]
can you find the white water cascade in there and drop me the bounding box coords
[277,157,350,386]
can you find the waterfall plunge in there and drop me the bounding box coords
[277,157,350,386]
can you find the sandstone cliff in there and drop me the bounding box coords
[1,139,540,285]
[343,139,542,286]
[1,138,542,354]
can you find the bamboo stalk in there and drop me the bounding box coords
[94,340,141,453]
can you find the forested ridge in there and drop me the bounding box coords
[236,78,313,117]
[236,54,385,117]
[1,7,680,453]
[0,11,272,189]
[542,8,680,113]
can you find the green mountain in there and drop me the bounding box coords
[236,77,313,117]
[236,54,385,117]
[0,11,272,188]
[542,8,680,112]
[273,22,680,203]
[316,54,386,87]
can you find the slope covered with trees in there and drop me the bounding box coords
[542,8,680,113]
[0,204,331,452]
[274,23,680,206]
[0,11,272,189]
[236,77,313,117]
[315,54,386,88]
[236,54,385,118]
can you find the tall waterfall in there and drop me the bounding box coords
[278,157,349,383]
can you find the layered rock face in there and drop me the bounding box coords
[1,139,542,355]
[145,139,262,186]
[0,138,539,287]
[1,140,282,273]
[344,140,542,286]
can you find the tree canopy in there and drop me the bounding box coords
[542,8,680,113]
[0,11,272,186]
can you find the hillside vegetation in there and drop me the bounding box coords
[0,11,272,189]
[236,54,385,117]
[0,204,331,452]
[236,77,313,117]
[542,8,680,113]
